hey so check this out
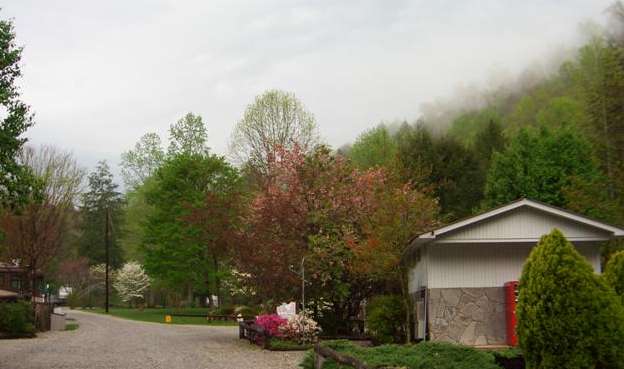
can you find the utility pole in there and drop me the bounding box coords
[289,256,307,315]
[105,207,110,314]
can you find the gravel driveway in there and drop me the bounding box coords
[0,310,304,369]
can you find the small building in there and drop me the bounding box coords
[405,198,624,346]
[0,261,44,301]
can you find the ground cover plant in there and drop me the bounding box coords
[300,340,500,369]
[268,337,314,351]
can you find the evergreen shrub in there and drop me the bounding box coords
[604,250,624,300]
[517,229,624,369]
[366,294,405,344]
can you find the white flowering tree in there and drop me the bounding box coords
[113,262,150,308]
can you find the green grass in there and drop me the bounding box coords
[87,307,237,326]
[300,340,501,369]
[269,337,314,351]
[65,322,79,331]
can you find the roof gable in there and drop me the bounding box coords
[414,199,624,246]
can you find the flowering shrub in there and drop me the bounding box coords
[280,314,322,343]
[255,314,287,337]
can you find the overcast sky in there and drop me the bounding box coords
[3,0,613,185]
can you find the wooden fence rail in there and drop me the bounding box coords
[314,343,371,369]
[239,320,270,349]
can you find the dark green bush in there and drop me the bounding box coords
[234,305,259,317]
[517,229,624,369]
[67,292,82,309]
[0,301,35,337]
[604,250,624,300]
[216,305,235,315]
[299,340,499,369]
[366,295,405,344]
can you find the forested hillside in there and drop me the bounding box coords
[345,4,624,230]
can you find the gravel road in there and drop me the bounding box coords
[0,310,304,369]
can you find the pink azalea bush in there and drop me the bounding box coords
[279,313,322,343]
[255,314,287,337]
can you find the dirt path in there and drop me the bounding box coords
[0,310,304,369]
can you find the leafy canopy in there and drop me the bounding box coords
[141,153,241,296]
[78,161,125,268]
[484,126,604,208]
[0,16,38,209]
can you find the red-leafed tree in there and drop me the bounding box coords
[236,145,437,335]
[348,175,439,341]
[0,146,84,297]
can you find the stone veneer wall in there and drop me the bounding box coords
[428,287,507,346]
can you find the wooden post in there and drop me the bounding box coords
[315,343,371,369]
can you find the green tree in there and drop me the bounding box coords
[167,113,209,156]
[569,34,624,201]
[484,127,604,208]
[472,119,506,171]
[0,16,37,209]
[120,132,165,190]
[517,229,624,369]
[348,124,397,169]
[396,123,483,220]
[229,89,319,177]
[118,179,156,263]
[141,153,241,303]
[78,161,124,268]
[448,108,501,146]
[604,250,624,300]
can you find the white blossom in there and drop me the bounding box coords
[113,262,150,304]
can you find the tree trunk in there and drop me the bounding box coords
[399,267,412,343]
[212,253,221,306]
[186,284,193,306]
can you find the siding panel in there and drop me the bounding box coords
[428,242,601,288]
[440,207,610,242]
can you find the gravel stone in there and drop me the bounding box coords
[0,310,304,369]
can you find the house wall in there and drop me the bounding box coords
[407,247,428,294]
[416,241,600,346]
[426,242,600,289]
[428,287,506,346]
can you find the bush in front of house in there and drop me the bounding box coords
[300,340,500,369]
[517,229,624,369]
[0,301,35,337]
[366,294,406,344]
[604,250,624,300]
